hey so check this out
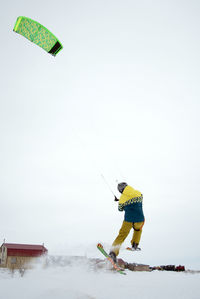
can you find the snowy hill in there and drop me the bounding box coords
[0,255,199,299]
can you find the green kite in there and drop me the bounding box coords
[13,16,63,56]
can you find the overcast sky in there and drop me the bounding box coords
[0,0,200,269]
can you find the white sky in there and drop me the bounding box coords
[0,0,200,269]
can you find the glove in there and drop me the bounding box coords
[114,196,119,202]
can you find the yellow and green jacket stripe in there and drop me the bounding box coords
[118,185,144,223]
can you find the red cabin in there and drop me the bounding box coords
[0,243,48,269]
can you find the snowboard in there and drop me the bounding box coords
[97,243,126,275]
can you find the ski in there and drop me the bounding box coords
[126,247,141,251]
[97,243,126,275]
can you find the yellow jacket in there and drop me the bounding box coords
[118,185,144,223]
[119,186,142,204]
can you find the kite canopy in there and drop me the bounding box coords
[13,16,63,56]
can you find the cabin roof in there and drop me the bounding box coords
[1,243,48,257]
[3,243,47,251]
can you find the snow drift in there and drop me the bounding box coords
[0,255,199,299]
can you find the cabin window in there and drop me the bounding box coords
[11,257,17,264]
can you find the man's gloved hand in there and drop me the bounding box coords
[114,196,119,202]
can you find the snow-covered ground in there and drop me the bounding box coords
[0,255,199,299]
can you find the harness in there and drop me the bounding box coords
[133,219,145,231]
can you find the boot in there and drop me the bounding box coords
[132,242,141,251]
[109,251,117,263]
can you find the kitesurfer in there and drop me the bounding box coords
[109,182,145,262]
